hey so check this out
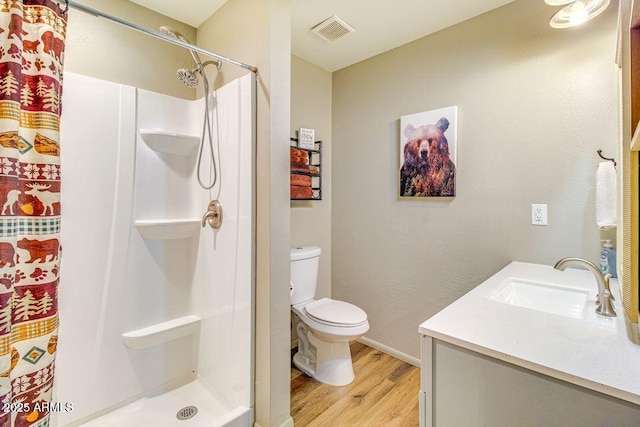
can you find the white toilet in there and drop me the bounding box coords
[290,246,369,386]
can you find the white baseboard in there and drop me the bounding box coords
[358,336,421,367]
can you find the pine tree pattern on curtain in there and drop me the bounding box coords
[0,1,66,426]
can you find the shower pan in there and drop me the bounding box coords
[55,70,255,426]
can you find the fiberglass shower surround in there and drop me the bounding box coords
[56,71,255,427]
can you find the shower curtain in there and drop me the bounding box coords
[0,1,66,426]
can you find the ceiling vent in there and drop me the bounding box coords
[311,15,355,43]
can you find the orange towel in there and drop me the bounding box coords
[291,186,313,199]
[291,162,310,173]
[290,154,307,164]
[291,174,311,187]
[290,147,300,155]
[290,147,302,156]
[290,147,309,162]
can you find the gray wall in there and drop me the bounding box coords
[332,0,619,358]
[66,0,196,99]
[291,55,332,300]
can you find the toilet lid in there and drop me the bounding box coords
[305,298,367,326]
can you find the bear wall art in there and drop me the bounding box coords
[399,106,457,199]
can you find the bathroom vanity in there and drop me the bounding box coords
[418,262,640,427]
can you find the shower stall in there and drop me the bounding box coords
[0,1,257,425]
[53,50,255,427]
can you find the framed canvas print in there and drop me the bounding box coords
[398,106,457,199]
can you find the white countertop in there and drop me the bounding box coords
[419,261,640,406]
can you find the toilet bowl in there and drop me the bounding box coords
[290,246,369,386]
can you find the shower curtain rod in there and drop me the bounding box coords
[59,0,258,73]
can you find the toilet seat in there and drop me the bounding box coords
[305,298,367,327]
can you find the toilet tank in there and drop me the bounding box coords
[290,246,321,305]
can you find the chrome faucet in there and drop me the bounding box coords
[553,257,616,317]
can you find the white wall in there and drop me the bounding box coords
[331,0,619,358]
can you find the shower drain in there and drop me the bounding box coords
[176,406,198,421]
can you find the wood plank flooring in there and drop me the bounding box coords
[291,342,420,427]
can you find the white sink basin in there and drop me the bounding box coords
[488,278,590,319]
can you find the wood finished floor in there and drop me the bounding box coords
[291,342,420,427]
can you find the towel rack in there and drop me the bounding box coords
[597,150,616,167]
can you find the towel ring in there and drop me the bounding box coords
[597,150,616,167]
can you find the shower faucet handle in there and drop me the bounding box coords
[202,200,223,229]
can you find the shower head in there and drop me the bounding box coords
[175,61,223,88]
[159,25,204,69]
[177,68,199,88]
[160,25,222,89]
[159,25,189,43]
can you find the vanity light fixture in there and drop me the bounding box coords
[548,0,611,29]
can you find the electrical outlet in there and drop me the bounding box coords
[531,204,548,226]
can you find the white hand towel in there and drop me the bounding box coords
[596,161,617,229]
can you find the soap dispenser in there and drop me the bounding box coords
[599,240,617,279]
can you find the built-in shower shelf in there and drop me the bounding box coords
[139,129,199,155]
[122,315,201,350]
[135,219,200,239]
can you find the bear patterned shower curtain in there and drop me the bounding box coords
[0,0,66,426]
